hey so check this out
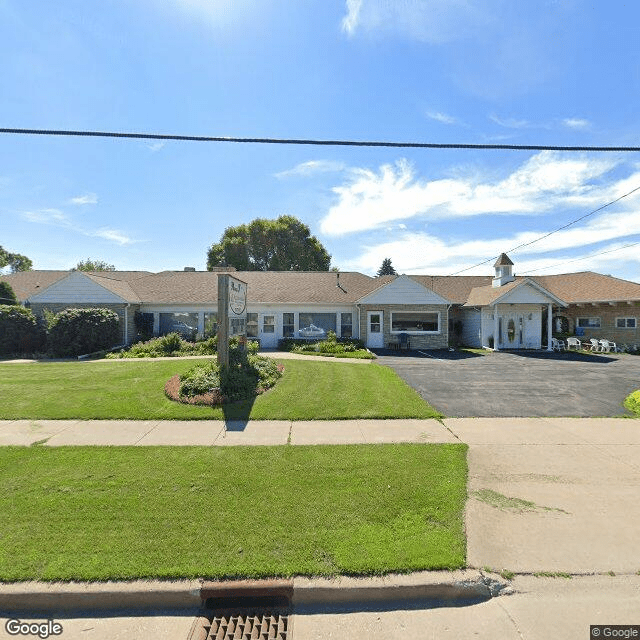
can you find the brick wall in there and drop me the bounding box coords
[29,303,139,345]
[359,304,449,349]
[561,303,640,348]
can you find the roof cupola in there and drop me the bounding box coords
[492,253,515,288]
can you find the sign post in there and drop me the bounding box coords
[217,274,248,368]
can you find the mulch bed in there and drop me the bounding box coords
[164,374,225,406]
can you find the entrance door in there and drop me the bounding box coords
[366,311,384,348]
[501,313,524,349]
[259,314,277,348]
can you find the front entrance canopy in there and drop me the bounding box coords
[464,278,568,351]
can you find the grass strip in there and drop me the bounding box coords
[0,360,441,420]
[0,444,467,581]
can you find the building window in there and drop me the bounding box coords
[616,317,637,329]
[298,312,336,339]
[283,313,295,337]
[577,317,601,329]
[246,313,258,338]
[263,315,275,333]
[341,312,353,338]
[159,312,198,339]
[391,312,439,333]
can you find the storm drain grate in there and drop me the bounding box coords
[203,610,289,639]
[190,593,292,640]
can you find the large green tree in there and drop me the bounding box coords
[207,216,331,271]
[0,281,18,305]
[0,246,32,273]
[74,259,116,272]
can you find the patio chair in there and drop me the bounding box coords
[588,338,602,352]
[551,337,566,351]
[566,337,582,350]
[599,340,619,353]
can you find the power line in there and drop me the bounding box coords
[447,183,640,276]
[521,241,640,275]
[1,127,640,152]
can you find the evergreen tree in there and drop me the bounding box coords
[377,258,397,276]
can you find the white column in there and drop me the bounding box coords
[153,312,160,336]
[493,303,499,351]
[547,303,553,351]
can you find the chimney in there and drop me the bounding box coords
[184,267,196,272]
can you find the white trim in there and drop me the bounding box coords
[615,316,637,329]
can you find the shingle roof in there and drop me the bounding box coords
[494,253,514,267]
[409,275,493,304]
[3,268,640,306]
[0,271,69,302]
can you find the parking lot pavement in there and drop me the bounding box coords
[377,350,640,417]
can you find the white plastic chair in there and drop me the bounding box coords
[588,338,602,352]
[599,340,619,353]
[551,338,566,351]
[566,337,582,350]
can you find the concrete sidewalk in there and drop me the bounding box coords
[0,418,456,446]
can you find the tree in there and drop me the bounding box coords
[0,246,32,273]
[74,259,116,272]
[207,215,331,272]
[0,281,18,305]
[377,258,397,276]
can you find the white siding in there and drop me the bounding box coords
[29,272,125,303]
[497,282,559,305]
[460,309,482,347]
[358,275,450,305]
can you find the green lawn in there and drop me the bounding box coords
[0,359,441,420]
[0,444,467,581]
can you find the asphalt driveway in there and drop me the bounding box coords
[375,349,640,417]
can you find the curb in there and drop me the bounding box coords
[0,571,509,615]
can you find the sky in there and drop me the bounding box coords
[1,0,640,281]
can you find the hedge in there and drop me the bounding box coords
[47,308,121,357]
[0,305,46,355]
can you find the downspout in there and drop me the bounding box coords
[356,304,361,341]
[124,303,130,345]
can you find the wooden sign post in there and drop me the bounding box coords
[217,274,248,368]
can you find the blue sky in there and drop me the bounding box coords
[1,0,640,281]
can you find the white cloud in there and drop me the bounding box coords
[69,193,98,205]
[90,228,134,245]
[426,111,461,126]
[563,118,591,130]
[22,208,135,245]
[22,209,71,224]
[341,0,491,44]
[274,160,346,179]
[489,114,533,129]
[146,141,166,152]
[320,152,619,236]
[341,0,362,34]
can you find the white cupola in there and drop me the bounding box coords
[492,253,515,288]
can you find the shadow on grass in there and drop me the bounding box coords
[221,395,257,430]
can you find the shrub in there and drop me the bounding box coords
[278,335,371,358]
[624,390,640,417]
[175,341,283,405]
[0,282,17,305]
[106,334,218,359]
[47,308,120,357]
[0,305,46,355]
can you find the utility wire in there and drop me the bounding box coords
[447,183,640,276]
[521,241,640,275]
[2,127,640,152]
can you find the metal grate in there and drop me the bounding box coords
[203,610,289,639]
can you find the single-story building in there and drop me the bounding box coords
[2,254,640,350]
